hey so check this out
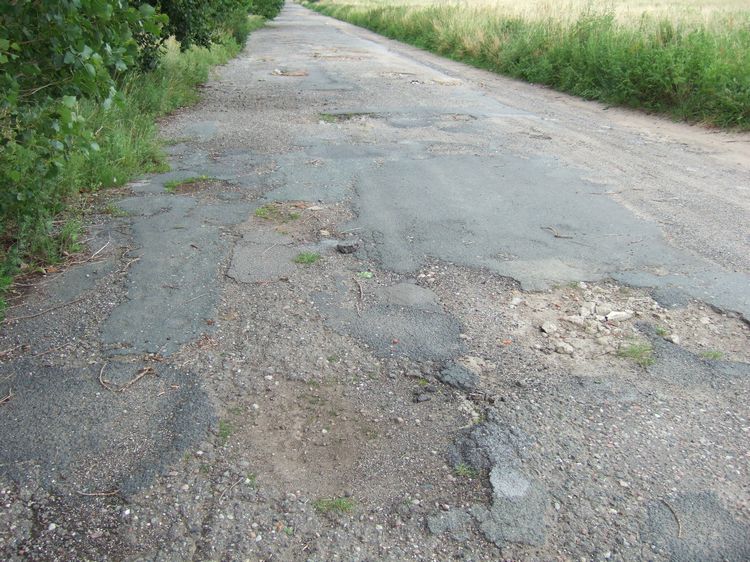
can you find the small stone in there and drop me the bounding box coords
[667,334,681,345]
[564,315,586,327]
[596,304,613,316]
[414,393,431,403]
[555,342,574,355]
[699,316,711,325]
[48,523,57,531]
[181,484,189,492]
[510,297,523,306]
[606,310,633,322]
[319,229,331,237]
[336,240,359,254]
[541,321,558,334]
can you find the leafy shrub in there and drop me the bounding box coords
[251,0,285,20]
[0,0,261,311]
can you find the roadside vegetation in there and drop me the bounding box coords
[306,0,750,130]
[0,0,284,317]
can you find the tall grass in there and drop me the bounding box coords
[307,1,750,130]
[0,17,265,317]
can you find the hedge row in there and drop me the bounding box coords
[0,0,284,311]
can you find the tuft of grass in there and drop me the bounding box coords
[164,175,211,192]
[254,203,302,222]
[700,350,723,360]
[617,340,655,367]
[313,497,356,514]
[454,463,479,478]
[294,252,321,265]
[307,1,750,130]
[218,420,233,446]
[655,326,669,337]
[104,203,129,217]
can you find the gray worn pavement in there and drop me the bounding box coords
[1,4,749,560]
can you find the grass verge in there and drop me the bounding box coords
[0,16,265,317]
[305,2,750,130]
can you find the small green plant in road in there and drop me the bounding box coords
[255,203,302,222]
[284,526,294,536]
[104,204,129,217]
[701,350,723,360]
[655,326,669,337]
[294,252,321,265]
[358,271,373,279]
[617,341,655,367]
[314,497,355,514]
[218,420,233,446]
[454,463,478,478]
[58,220,83,256]
[164,175,210,192]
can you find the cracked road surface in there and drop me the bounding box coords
[1,4,749,560]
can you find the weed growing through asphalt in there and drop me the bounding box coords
[103,203,129,217]
[218,420,233,446]
[246,473,257,488]
[313,497,355,514]
[454,463,479,478]
[254,203,302,222]
[617,341,655,367]
[294,252,321,265]
[655,326,669,337]
[701,350,723,360]
[164,175,211,192]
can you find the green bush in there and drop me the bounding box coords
[0,0,263,313]
[251,0,284,20]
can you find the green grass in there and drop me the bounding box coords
[306,2,750,129]
[313,497,356,514]
[655,326,669,337]
[617,340,655,367]
[454,463,479,478]
[700,350,723,360]
[254,203,302,222]
[0,16,266,318]
[294,252,321,265]
[218,420,234,446]
[164,175,212,192]
[103,204,130,217]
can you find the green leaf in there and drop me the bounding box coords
[62,95,77,108]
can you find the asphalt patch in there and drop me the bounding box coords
[0,359,214,497]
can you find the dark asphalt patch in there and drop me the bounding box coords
[0,359,214,497]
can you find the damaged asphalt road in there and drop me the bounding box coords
[1,4,749,560]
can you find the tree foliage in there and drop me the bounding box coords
[0,0,275,293]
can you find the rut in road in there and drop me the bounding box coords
[1,4,749,561]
